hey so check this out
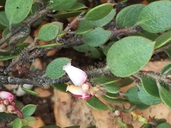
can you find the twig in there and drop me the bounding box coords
[136,71,171,85]
[64,11,86,32]
[0,9,49,46]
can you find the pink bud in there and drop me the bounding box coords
[63,63,87,86]
[0,91,14,102]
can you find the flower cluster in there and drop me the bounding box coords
[0,91,23,118]
[63,63,106,100]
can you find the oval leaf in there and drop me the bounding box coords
[155,30,171,49]
[86,96,108,110]
[46,57,71,79]
[5,0,33,24]
[38,24,59,41]
[76,9,116,34]
[138,86,161,105]
[157,123,171,128]
[83,27,112,47]
[21,104,37,117]
[107,36,154,77]
[159,86,171,109]
[138,1,171,33]
[85,3,114,21]
[49,0,77,10]
[116,4,145,28]
[12,118,22,128]
[141,76,159,97]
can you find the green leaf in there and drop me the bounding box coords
[156,123,171,128]
[0,55,17,61]
[102,95,129,104]
[51,83,67,92]
[116,4,145,28]
[85,3,114,21]
[54,11,82,19]
[107,36,154,77]
[22,126,32,128]
[103,85,119,94]
[125,86,144,104]
[141,124,152,128]
[159,86,171,109]
[165,48,171,58]
[49,0,77,10]
[76,9,116,34]
[21,104,37,117]
[138,1,171,33]
[24,116,36,122]
[155,30,171,49]
[105,92,119,99]
[65,126,80,128]
[74,44,101,58]
[0,11,9,27]
[86,96,108,110]
[5,0,33,24]
[68,2,87,10]
[38,24,59,41]
[40,125,60,128]
[161,63,171,74]
[136,104,149,110]
[51,21,63,31]
[46,57,71,79]
[12,118,22,128]
[133,31,158,41]
[138,86,161,105]
[21,87,39,96]
[141,76,159,97]
[83,27,112,47]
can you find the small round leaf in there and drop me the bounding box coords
[83,27,112,47]
[138,1,171,33]
[85,3,114,21]
[107,36,154,77]
[116,4,145,28]
[21,104,37,117]
[5,0,33,24]
[86,96,108,110]
[38,24,59,41]
[76,9,116,34]
[46,58,71,79]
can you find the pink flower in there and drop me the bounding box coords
[63,63,87,86]
[0,91,14,102]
